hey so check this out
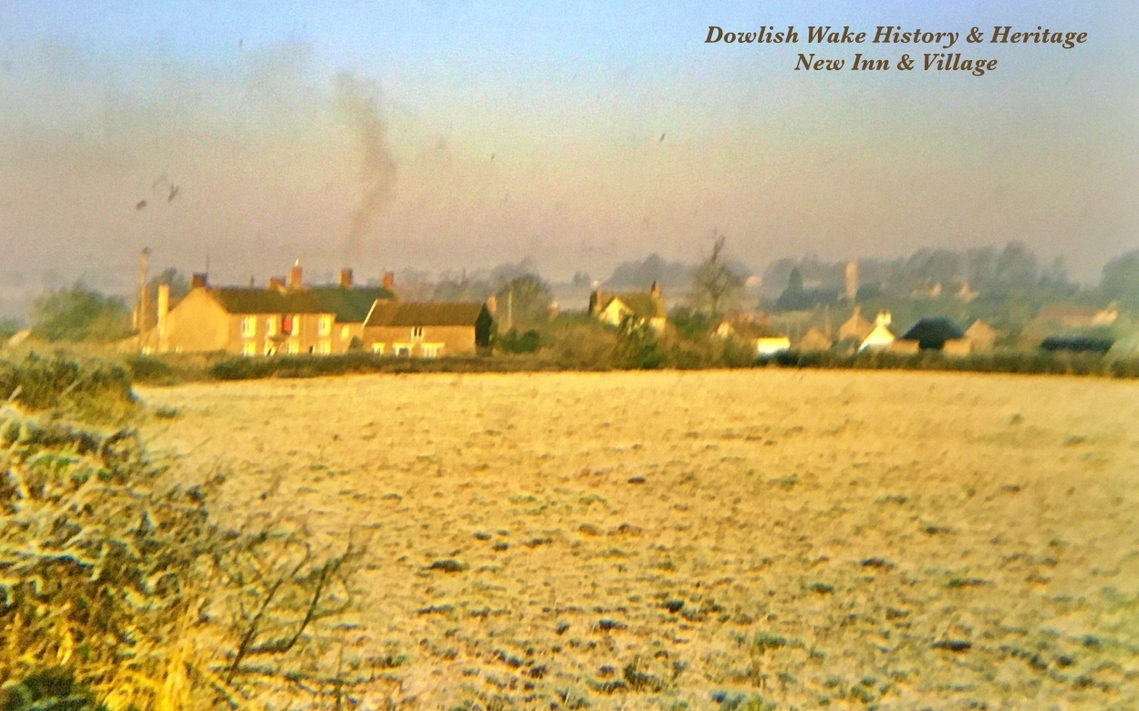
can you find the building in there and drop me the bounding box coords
[588,282,667,332]
[797,326,833,351]
[858,312,896,352]
[715,316,791,357]
[146,271,339,356]
[899,317,966,351]
[310,269,397,350]
[838,306,874,343]
[361,301,493,357]
[963,319,998,352]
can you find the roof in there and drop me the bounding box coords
[364,301,486,328]
[208,288,330,315]
[311,286,396,323]
[902,317,965,349]
[719,319,785,340]
[605,293,666,320]
[965,320,997,338]
[838,310,873,340]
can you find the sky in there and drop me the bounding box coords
[0,0,1136,304]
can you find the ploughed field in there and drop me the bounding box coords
[136,370,1139,709]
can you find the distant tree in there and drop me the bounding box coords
[994,241,1039,287]
[147,267,190,300]
[0,317,21,340]
[689,234,744,316]
[495,274,554,329]
[32,283,131,342]
[605,253,691,289]
[571,271,592,287]
[1102,249,1139,308]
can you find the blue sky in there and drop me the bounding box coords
[0,1,1136,295]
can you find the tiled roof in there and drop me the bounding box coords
[364,301,485,328]
[209,288,330,315]
[310,287,396,323]
[605,293,667,320]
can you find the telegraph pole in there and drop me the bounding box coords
[136,247,151,331]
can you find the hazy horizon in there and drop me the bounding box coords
[1,1,1136,307]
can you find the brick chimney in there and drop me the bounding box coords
[190,273,208,289]
[382,272,394,291]
[289,261,303,290]
[339,268,353,288]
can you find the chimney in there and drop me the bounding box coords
[650,281,661,299]
[382,272,395,291]
[485,293,497,315]
[157,284,170,353]
[289,261,303,290]
[268,276,286,292]
[588,289,602,315]
[339,268,353,288]
[876,311,891,327]
[191,273,208,289]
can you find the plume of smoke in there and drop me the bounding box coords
[333,73,398,265]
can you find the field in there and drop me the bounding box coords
[134,369,1139,709]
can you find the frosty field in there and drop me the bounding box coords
[135,369,1139,709]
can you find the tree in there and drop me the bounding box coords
[495,274,553,329]
[689,234,744,316]
[32,283,131,342]
[1102,249,1139,307]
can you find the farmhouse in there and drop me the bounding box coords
[362,301,493,358]
[145,270,339,356]
[588,282,667,332]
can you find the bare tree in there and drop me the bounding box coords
[689,232,744,317]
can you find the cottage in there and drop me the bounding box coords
[362,301,493,358]
[838,306,874,343]
[715,316,791,357]
[588,282,667,332]
[963,319,998,352]
[858,312,896,352]
[146,270,339,356]
[900,317,966,351]
[797,326,833,351]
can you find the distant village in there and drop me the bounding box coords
[95,239,1137,362]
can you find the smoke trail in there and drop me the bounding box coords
[333,73,398,264]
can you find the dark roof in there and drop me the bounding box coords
[606,293,666,319]
[364,301,486,328]
[722,320,785,339]
[311,287,396,323]
[901,317,965,349]
[209,288,330,315]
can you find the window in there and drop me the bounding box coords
[318,315,332,336]
[264,342,276,356]
[282,315,295,335]
[287,341,300,355]
[241,316,256,338]
[394,343,411,357]
[371,343,385,354]
[411,326,424,340]
[317,340,331,355]
[422,343,442,359]
[341,325,350,340]
[266,316,278,337]
[242,342,256,357]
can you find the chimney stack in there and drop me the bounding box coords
[339,268,354,288]
[289,261,303,290]
[191,273,208,289]
[157,284,170,353]
[382,272,395,291]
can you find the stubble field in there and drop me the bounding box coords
[135,369,1139,710]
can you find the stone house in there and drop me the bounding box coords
[588,282,667,332]
[361,301,493,357]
